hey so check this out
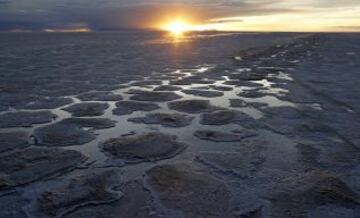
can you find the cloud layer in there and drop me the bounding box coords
[1,0,360,31]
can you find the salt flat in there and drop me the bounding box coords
[0,32,360,218]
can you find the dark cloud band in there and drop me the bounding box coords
[0,0,359,31]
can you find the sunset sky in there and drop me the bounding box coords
[1,0,360,32]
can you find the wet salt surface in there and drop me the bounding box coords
[1,32,360,217]
[32,69,282,164]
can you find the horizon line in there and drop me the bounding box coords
[1,29,360,34]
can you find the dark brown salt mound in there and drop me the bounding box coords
[146,164,231,217]
[194,129,257,142]
[128,113,194,128]
[237,90,268,98]
[0,111,57,128]
[34,123,96,147]
[0,94,65,111]
[149,75,179,80]
[168,100,219,114]
[62,102,109,117]
[201,110,236,125]
[168,72,188,77]
[169,79,193,85]
[129,90,182,102]
[223,80,263,87]
[182,89,224,98]
[153,85,182,91]
[169,76,216,85]
[101,132,187,163]
[62,182,152,218]
[34,118,116,147]
[209,85,234,91]
[113,101,160,116]
[248,102,269,108]
[261,117,303,135]
[0,147,86,190]
[230,98,269,109]
[0,192,28,218]
[269,171,359,218]
[131,80,162,86]
[229,99,248,108]
[36,170,121,217]
[261,106,304,119]
[296,143,321,167]
[0,105,7,112]
[228,72,267,81]
[77,91,123,101]
[191,86,211,90]
[259,107,310,135]
[196,150,265,178]
[200,110,257,128]
[22,96,73,109]
[0,132,29,153]
[61,117,116,129]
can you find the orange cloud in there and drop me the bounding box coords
[43,28,91,33]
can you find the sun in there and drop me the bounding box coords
[163,21,192,36]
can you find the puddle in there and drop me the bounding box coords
[0,63,298,167]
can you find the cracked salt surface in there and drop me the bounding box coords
[1,32,360,217]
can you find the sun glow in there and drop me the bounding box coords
[163,21,193,36]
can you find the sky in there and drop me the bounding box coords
[0,0,360,32]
